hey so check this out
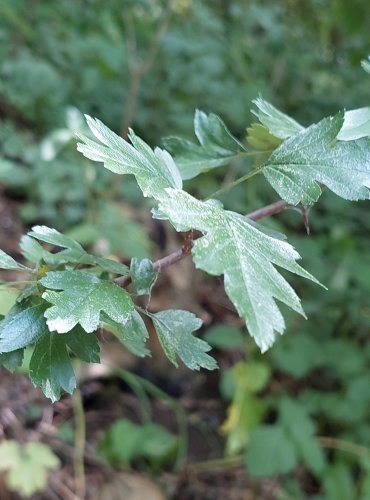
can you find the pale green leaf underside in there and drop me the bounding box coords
[158,189,321,352]
[0,250,24,271]
[164,109,247,180]
[41,270,134,333]
[263,113,370,205]
[77,116,182,200]
[337,107,370,141]
[252,97,304,139]
[151,309,217,370]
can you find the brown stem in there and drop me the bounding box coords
[114,199,290,288]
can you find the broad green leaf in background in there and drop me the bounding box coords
[0,302,48,353]
[0,441,60,498]
[203,324,245,350]
[278,397,326,475]
[263,112,370,205]
[29,332,76,401]
[252,97,304,139]
[150,309,217,370]
[0,249,26,271]
[98,418,177,466]
[323,463,356,500]
[222,361,271,455]
[63,326,100,363]
[41,270,134,333]
[245,425,298,476]
[158,189,320,351]
[77,116,182,200]
[337,107,370,141]
[163,109,247,180]
[103,310,150,357]
[130,258,157,296]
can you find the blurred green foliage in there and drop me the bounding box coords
[0,0,370,497]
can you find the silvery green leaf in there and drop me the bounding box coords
[361,57,370,74]
[0,250,24,271]
[263,112,370,204]
[338,107,370,141]
[158,189,321,352]
[151,309,217,370]
[252,97,304,139]
[163,109,247,180]
[77,116,182,200]
[41,270,134,333]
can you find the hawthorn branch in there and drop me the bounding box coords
[114,199,290,288]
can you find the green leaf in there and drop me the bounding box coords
[246,123,282,151]
[279,398,326,475]
[130,258,157,295]
[361,57,370,75]
[41,270,134,333]
[0,440,60,498]
[20,235,50,263]
[163,109,247,180]
[0,349,24,372]
[158,189,320,352]
[0,302,48,353]
[203,324,245,350]
[28,225,129,274]
[104,309,150,357]
[63,326,100,363]
[323,464,355,500]
[99,419,177,466]
[263,112,370,204]
[338,107,370,141]
[77,116,182,199]
[151,309,217,370]
[245,425,298,477]
[29,332,76,401]
[0,249,24,271]
[252,97,304,139]
[222,362,270,455]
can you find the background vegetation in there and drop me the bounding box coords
[0,0,369,498]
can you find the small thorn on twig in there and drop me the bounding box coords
[300,205,311,235]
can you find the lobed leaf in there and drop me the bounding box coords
[0,302,48,353]
[164,109,247,180]
[77,116,182,200]
[29,332,76,402]
[0,249,25,271]
[151,309,217,370]
[252,97,304,139]
[27,226,128,274]
[158,189,321,352]
[103,310,150,358]
[41,270,134,333]
[263,112,370,204]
